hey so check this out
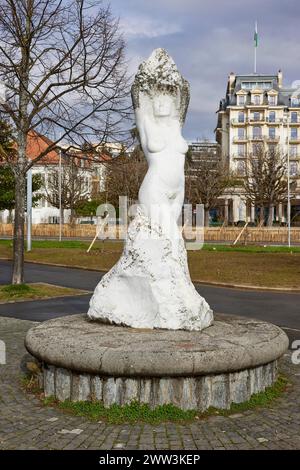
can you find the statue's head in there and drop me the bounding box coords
[131,48,190,124]
[152,93,174,117]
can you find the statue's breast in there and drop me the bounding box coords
[177,137,189,154]
[147,138,166,154]
[146,134,188,155]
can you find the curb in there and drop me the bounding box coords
[1,257,300,294]
[0,281,91,305]
[193,279,300,293]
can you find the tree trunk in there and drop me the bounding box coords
[70,206,76,227]
[12,174,26,284]
[259,205,265,226]
[204,207,210,227]
[267,204,274,227]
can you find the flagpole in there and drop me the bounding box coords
[254,21,258,73]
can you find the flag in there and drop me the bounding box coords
[254,22,258,47]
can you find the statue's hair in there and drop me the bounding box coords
[131,48,190,125]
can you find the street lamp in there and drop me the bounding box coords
[26,167,32,252]
[283,111,291,247]
[58,145,62,242]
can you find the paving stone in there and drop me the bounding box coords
[0,316,299,450]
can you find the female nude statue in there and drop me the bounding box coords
[87,49,213,331]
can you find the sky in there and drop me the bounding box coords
[110,0,300,141]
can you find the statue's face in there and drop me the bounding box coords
[152,93,173,117]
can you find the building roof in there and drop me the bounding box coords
[26,131,59,164]
[26,131,111,165]
[220,70,300,110]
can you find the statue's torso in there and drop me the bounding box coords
[140,120,188,193]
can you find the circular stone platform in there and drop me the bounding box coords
[25,313,288,410]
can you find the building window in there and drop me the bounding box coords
[238,95,245,105]
[253,143,262,155]
[291,112,298,123]
[253,111,260,121]
[48,216,59,224]
[238,112,245,123]
[291,97,300,107]
[85,177,90,192]
[268,144,276,154]
[241,82,252,90]
[238,144,245,157]
[253,126,262,139]
[268,95,277,106]
[269,111,276,123]
[291,128,298,139]
[290,145,298,157]
[253,95,261,105]
[238,128,245,139]
[237,161,245,175]
[269,127,276,139]
[290,162,298,176]
[241,81,272,90]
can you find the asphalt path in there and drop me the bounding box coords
[1,259,299,344]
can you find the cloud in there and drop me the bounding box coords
[110,0,300,139]
[120,16,182,39]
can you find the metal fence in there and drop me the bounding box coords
[1,223,300,244]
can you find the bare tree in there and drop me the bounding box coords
[106,145,147,208]
[0,0,129,283]
[244,146,288,226]
[185,149,232,226]
[44,154,91,225]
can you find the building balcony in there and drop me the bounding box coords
[247,103,268,109]
[266,135,280,143]
[248,117,265,123]
[233,136,248,143]
[235,155,247,159]
[232,134,282,142]
[231,117,286,126]
[231,119,246,126]
[288,137,300,144]
[266,118,282,125]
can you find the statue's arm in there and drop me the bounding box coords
[139,114,165,154]
[135,108,147,150]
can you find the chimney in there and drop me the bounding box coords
[278,69,283,88]
[228,72,236,94]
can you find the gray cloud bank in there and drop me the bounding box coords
[111,0,300,140]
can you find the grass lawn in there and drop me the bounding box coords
[0,282,89,303]
[0,239,300,289]
[22,374,288,424]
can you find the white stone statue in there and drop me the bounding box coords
[87,48,213,331]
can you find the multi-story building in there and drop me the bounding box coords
[0,131,110,224]
[188,140,220,162]
[215,70,300,224]
[186,140,222,223]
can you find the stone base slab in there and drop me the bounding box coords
[40,360,278,410]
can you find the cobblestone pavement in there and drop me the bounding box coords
[0,316,300,450]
